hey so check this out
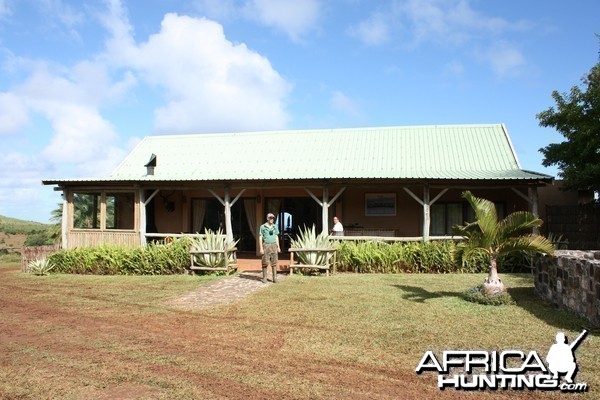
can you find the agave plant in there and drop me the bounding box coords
[27,258,54,276]
[190,229,239,269]
[453,191,554,296]
[289,225,331,265]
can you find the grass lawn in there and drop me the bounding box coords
[0,260,598,399]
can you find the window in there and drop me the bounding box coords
[73,192,101,229]
[73,191,135,230]
[431,201,507,236]
[431,203,463,236]
[106,192,135,230]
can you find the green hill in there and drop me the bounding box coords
[0,215,51,235]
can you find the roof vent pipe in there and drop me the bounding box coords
[145,154,157,176]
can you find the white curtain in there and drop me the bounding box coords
[244,199,257,239]
[192,199,207,233]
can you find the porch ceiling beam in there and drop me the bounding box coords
[208,188,247,206]
[54,182,544,192]
[403,187,423,205]
[327,187,346,206]
[143,189,160,206]
[230,189,246,207]
[305,188,324,207]
[208,188,226,206]
[430,188,448,206]
[511,187,532,204]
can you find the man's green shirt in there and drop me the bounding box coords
[259,223,279,244]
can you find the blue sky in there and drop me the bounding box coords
[0,0,598,223]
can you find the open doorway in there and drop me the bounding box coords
[265,197,326,252]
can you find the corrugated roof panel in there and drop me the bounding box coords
[43,124,553,184]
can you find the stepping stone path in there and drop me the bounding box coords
[168,271,286,309]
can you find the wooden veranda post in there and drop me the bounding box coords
[423,184,430,242]
[322,186,329,235]
[529,186,540,235]
[61,189,68,249]
[209,186,246,243]
[139,189,146,247]
[403,185,447,242]
[512,187,541,235]
[224,187,233,243]
[305,186,346,236]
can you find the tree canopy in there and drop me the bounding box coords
[537,60,600,193]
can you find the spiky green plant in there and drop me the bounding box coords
[27,258,54,276]
[453,191,555,296]
[289,225,331,266]
[190,229,238,269]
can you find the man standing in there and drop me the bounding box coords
[330,216,344,236]
[259,213,281,283]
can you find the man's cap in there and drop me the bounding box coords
[267,213,275,219]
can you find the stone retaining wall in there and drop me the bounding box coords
[534,250,600,327]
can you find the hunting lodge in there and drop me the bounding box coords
[43,124,554,253]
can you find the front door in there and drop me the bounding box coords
[265,197,323,252]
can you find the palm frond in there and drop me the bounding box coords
[497,212,543,241]
[497,234,555,258]
[462,191,498,237]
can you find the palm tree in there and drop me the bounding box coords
[49,203,63,244]
[453,191,554,296]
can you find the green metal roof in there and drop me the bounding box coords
[43,124,553,184]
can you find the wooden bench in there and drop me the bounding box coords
[189,247,237,275]
[288,247,337,276]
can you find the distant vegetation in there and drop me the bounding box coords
[0,215,50,234]
[0,215,54,248]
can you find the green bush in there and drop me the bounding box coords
[335,240,490,273]
[190,229,238,269]
[27,258,55,276]
[48,238,191,275]
[289,225,331,266]
[24,230,55,246]
[463,286,516,306]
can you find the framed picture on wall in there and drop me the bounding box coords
[365,193,396,216]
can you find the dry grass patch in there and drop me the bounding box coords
[0,261,598,399]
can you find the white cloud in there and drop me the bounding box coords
[40,104,119,164]
[9,60,135,174]
[443,60,465,77]
[347,11,390,46]
[350,0,530,77]
[244,0,321,42]
[330,91,361,115]
[0,151,50,219]
[40,0,84,28]
[192,0,237,20]
[393,0,523,47]
[192,0,322,43]
[0,92,29,134]
[0,0,11,19]
[0,0,293,222]
[481,41,526,77]
[102,10,290,133]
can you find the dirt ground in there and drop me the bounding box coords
[0,263,568,400]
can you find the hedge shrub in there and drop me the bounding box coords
[48,238,190,275]
[335,240,532,274]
